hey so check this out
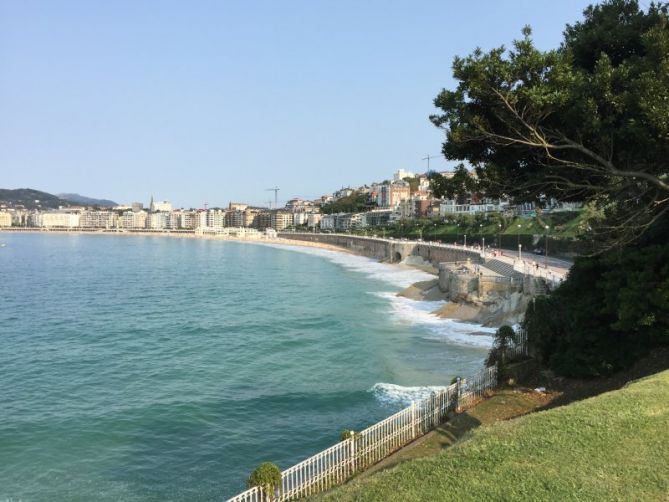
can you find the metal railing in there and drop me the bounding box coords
[227,365,502,502]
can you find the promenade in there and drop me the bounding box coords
[282,232,571,285]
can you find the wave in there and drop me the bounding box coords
[369,382,448,407]
[373,292,495,348]
[262,243,434,289]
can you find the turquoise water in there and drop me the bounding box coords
[0,233,493,500]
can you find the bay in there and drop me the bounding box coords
[0,233,492,500]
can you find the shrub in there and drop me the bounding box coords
[485,325,518,380]
[248,462,282,498]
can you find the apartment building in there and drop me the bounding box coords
[119,210,147,229]
[377,181,411,208]
[271,210,292,231]
[38,211,81,228]
[80,210,117,228]
[0,212,11,227]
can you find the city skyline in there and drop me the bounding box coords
[1,1,593,208]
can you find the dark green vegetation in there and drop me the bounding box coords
[430,0,669,248]
[485,326,518,379]
[349,210,587,254]
[525,223,669,377]
[0,188,117,210]
[247,462,282,494]
[430,0,669,376]
[320,191,376,214]
[318,369,669,501]
[0,188,71,210]
[427,165,475,203]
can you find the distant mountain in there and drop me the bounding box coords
[0,188,71,210]
[57,193,117,207]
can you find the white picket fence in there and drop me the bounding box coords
[227,365,501,502]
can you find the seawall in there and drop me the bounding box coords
[277,232,482,267]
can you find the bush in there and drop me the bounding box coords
[248,462,282,497]
[485,325,518,379]
[523,234,669,377]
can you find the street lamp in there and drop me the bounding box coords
[498,223,502,250]
[517,223,521,249]
[464,233,467,247]
[518,243,522,260]
[544,225,550,267]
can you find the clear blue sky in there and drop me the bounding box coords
[1,0,594,208]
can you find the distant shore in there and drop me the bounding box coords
[0,227,359,256]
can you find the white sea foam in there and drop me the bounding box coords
[263,243,434,289]
[263,242,494,348]
[369,382,448,407]
[374,292,495,348]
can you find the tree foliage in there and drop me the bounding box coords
[523,237,669,377]
[433,0,669,377]
[430,0,669,249]
[485,325,520,379]
[428,164,478,203]
[248,462,282,497]
[320,191,375,214]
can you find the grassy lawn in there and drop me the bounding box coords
[317,370,669,501]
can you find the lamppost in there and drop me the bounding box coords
[498,223,502,250]
[518,243,522,260]
[544,225,550,267]
[464,233,467,247]
[517,223,521,249]
[482,236,486,261]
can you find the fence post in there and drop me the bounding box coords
[410,400,416,439]
[456,377,462,412]
[349,436,356,476]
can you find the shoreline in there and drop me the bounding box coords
[0,228,360,256]
[2,229,503,331]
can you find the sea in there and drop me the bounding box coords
[0,233,494,500]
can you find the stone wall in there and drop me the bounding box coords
[278,233,482,266]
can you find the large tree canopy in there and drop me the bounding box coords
[430,0,669,249]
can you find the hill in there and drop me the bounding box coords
[0,188,71,210]
[318,369,669,501]
[57,193,117,207]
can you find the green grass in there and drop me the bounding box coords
[350,211,585,241]
[317,370,669,501]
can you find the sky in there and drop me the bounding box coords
[1,0,595,208]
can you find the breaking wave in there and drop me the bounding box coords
[369,382,448,407]
[373,292,495,348]
[262,243,434,289]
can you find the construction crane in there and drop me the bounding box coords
[421,154,441,171]
[266,186,280,209]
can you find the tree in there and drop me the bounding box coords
[430,0,669,250]
[428,164,478,203]
[485,325,519,379]
[248,462,282,499]
[320,191,376,214]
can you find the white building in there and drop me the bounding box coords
[394,169,415,181]
[79,210,116,228]
[0,212,11,227]
[320,214,336,230]
[151,200,172,212]
[148,212,169,229]
[38,211,81,228]
[307,213,322,229]
[119,210,147,229]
